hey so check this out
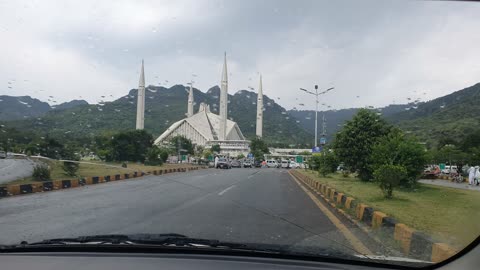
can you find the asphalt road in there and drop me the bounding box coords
[0,159,36,184]
[0,168,382,257]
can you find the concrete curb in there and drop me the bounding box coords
[290,169,458,263]
[0,166,207,199]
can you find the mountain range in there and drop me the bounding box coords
[0,85,312,146]
[1,82,479,147]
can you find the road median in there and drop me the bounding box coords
[289,169,464,263]
[0,166,206,199]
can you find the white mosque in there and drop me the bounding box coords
[134,53,264,156]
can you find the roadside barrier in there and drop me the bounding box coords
[289,169,458,263]
[0,166,207,199]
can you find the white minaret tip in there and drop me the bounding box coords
[139,59,145,87]
[187,83,194,117]
[256,74,263,138]
[219,52,228,140]
[136,59,145,130]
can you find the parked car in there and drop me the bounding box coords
[441,165,458,174]
[289,161,300,169]
[0,151,6,159]
[266,160,279,168]
[243,160,252,168]
[280,160,290,168]
[253,160,262,168]
[231,160,241,168]
[216,158,231,169]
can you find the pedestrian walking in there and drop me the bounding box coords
[475,166,480,186]
[468,166,476,185]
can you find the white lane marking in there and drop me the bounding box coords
[218,185,236,196]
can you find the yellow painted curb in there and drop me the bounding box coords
[356,203,367,220]
[372,211,387,229]
[431,243,457,263]
[336,192,344,204]
[329,188,336,200]
[394,223,414,255]
[71,179,79,188]
[7,185,20,195]
[32,182,43,193]
[345,197,355,209]
[85,177,93,185]
[53,180,63,189]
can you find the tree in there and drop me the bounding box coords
[370,130,427,187]
[62,146,80,177]
[170,135,194,155]
[32,164,51,181]
[298,151,312,156]
[332,109,392,181]
[307,150,339,176]
[237,153,245,159]
[211,144,221,153]
[203,150,213,160]
[145,146,163,166]
[318,151,339,177]
[250,137,269,160]
[38,137,65,159]
[109,130,154,162]
[373,164,407,199]
[427,142,470,167]
[159,148,169,163]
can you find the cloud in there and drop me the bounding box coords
[1,0,479,110]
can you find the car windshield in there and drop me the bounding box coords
[1,0,479,268]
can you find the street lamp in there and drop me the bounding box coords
[299,85,334,147]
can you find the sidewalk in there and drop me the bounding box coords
[419,179,480,191]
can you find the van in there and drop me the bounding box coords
[266,160,279,168]
[281,160,290,168]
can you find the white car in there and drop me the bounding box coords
[266,160,279,168]
[280,160,290,168]
[289,161,300,169]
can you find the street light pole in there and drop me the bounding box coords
[299,86,334,148]
[314,85,319,147]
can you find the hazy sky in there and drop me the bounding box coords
[1,0,479,110]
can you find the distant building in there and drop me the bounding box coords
[153,53,250,156]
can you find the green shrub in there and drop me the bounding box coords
[373,164,407,199]
[62,161,79,177]
[32,164,51,181]
[145,147,163,166]
[370,130,426,187]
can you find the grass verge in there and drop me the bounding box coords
[6,160,197,185]
[298,170,480,250]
